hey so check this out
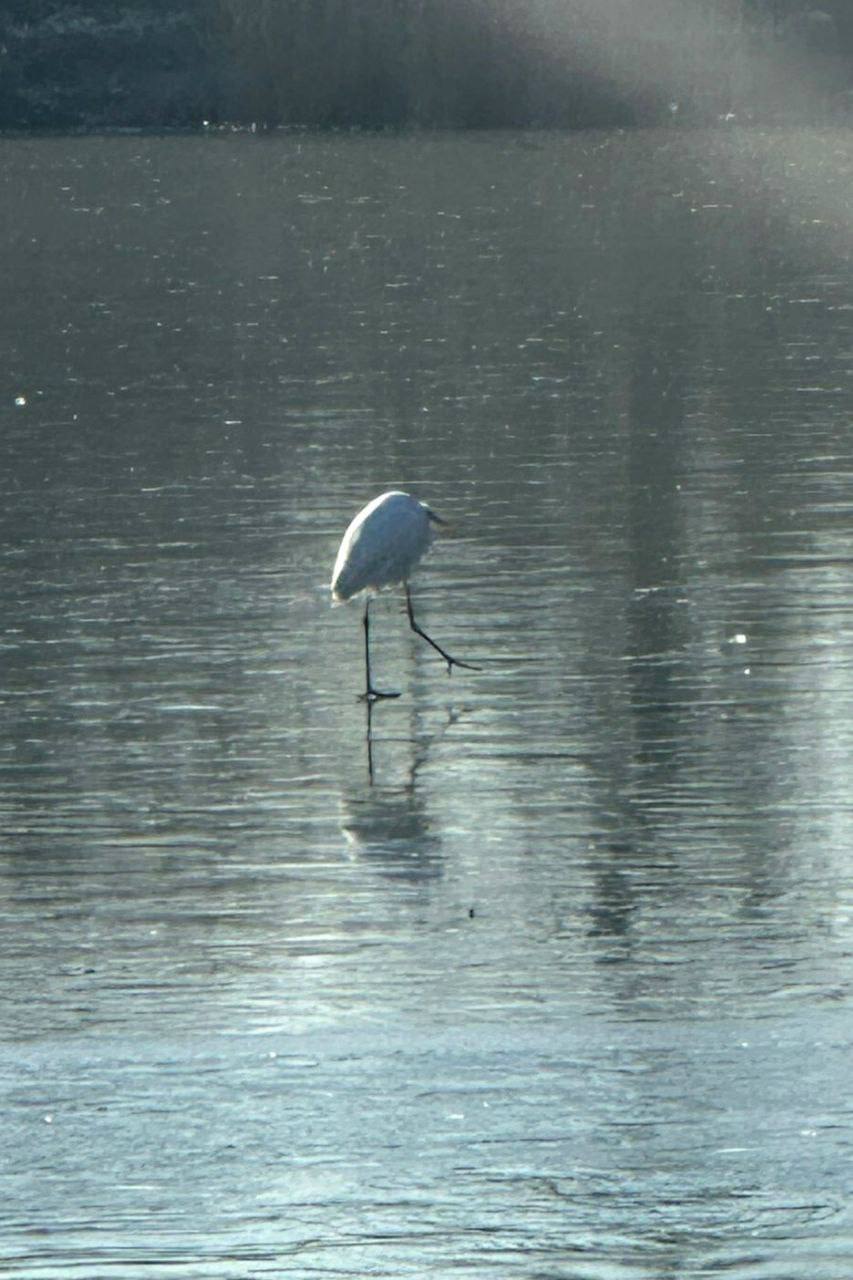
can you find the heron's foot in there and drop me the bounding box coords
[360,687,402,703]
[445,655,481,676]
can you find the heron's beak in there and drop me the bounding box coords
[426,507,453,532]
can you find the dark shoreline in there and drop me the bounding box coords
[2,2,851,134]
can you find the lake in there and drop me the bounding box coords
[1,127,852,1277]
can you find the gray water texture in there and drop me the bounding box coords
[1,129,852,1277]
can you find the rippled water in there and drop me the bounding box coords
[1,128,852,1276]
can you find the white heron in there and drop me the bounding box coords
[331,490,479,700]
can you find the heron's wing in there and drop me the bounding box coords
[331,496,430,600]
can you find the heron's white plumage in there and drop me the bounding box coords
[331,491,435,603]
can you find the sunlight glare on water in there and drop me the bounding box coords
[1,128,852,1277]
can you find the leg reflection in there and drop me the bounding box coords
[365,694,376,783]
[363,694,469,787]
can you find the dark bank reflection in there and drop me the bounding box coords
[623,327,693,825]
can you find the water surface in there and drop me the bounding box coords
[1,127,852,1277]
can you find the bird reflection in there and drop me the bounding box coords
[343,702,466,881]
[340,781,442,884]
[364,694,466,785]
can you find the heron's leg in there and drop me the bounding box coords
[360,596,401,702]
[404,583,480,676]
[363,597,370,693]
